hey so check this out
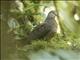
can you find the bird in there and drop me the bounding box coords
[19,10,58,46]
[28,11,56,39]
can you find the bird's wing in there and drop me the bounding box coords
[27,22,51,40]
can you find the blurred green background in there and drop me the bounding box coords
[1,0,80,60]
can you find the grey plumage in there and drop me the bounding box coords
[21,10,57,45]
[27,11,57,40]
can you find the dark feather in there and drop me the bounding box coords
[22,10,57,45]
[27,22,51,40]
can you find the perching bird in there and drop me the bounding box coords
[24,10,57,41]
[18,10,58,46]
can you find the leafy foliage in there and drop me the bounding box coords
[1,0,80,60]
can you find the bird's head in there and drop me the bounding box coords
[43,6,56,18]
[47,10,57,19]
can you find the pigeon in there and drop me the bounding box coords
[19,10,57,46]
[26,10,57,40]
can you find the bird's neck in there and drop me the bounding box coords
[45,17,55,23]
